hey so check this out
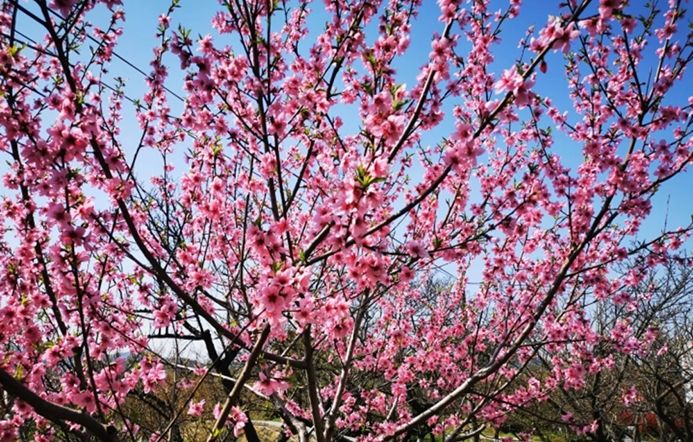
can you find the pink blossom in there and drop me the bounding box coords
[50,0,77,16]
[0,0,690,439]
[231,406,248,436]
[187,399,205,417]
[406,241,429,259]
[622,386,638,406]
[494,66,534,106]
[254,372,289,397]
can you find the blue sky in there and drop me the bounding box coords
[12,0,693,249]
[4,0,689,362]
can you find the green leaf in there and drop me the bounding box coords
[362,81,373,95]
[365,52,377,67]
[7,44,23,57]
[355,164,370,187]
[271,261,283,272]
[210,136,223,156]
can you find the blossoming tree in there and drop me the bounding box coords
[502,260,693,442]
[0,0,691,440]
